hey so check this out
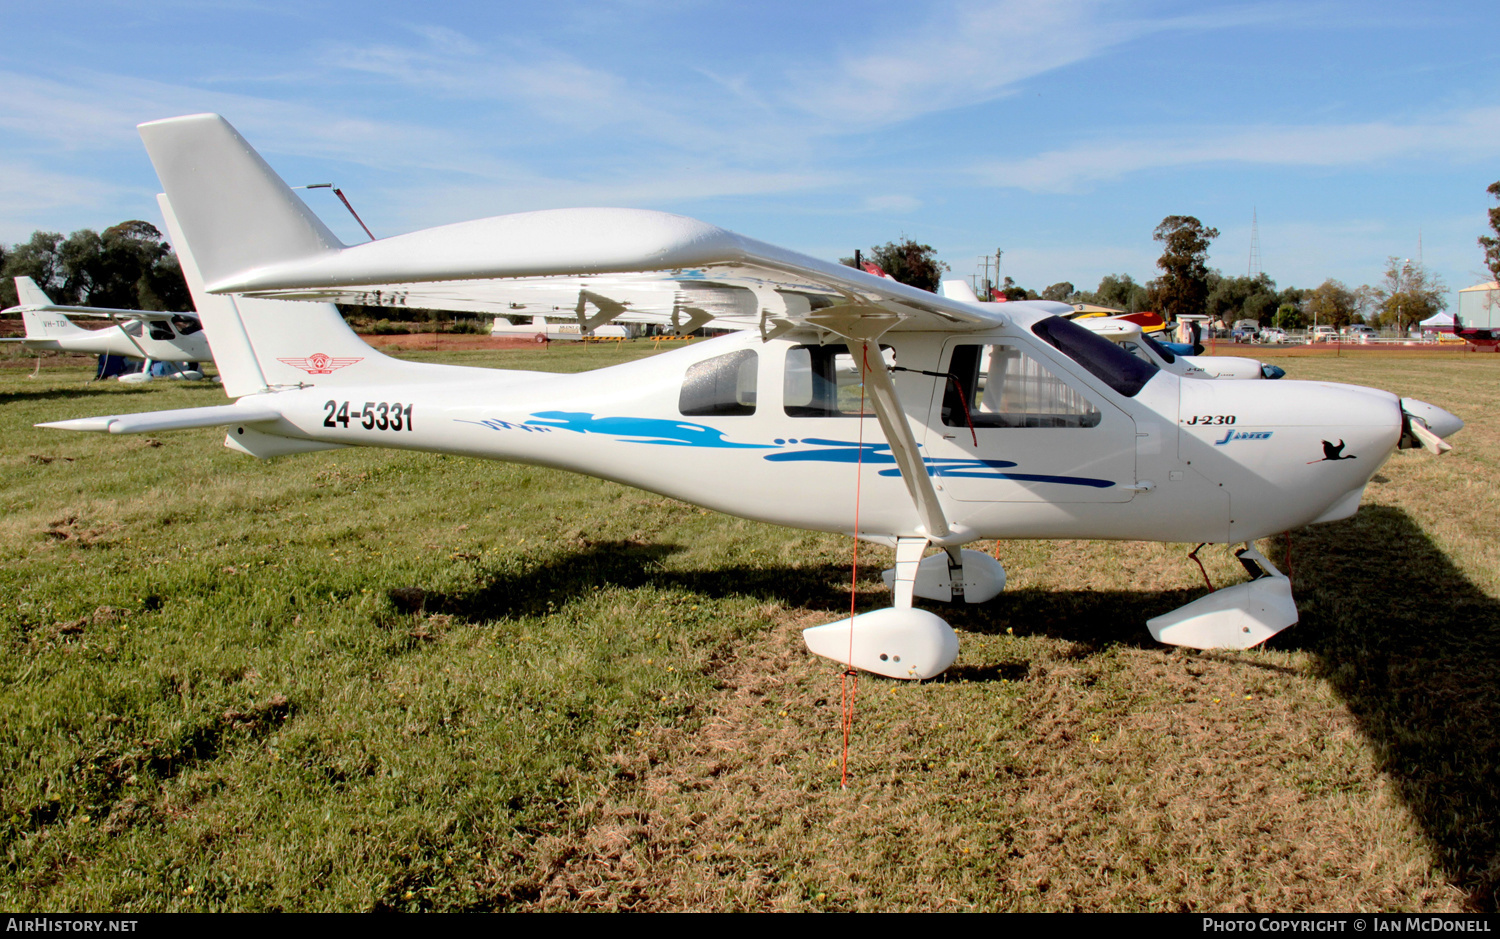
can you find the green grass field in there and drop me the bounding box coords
[2,342,1497,911]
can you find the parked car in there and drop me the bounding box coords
[1310,325,1337,342]
[1345,324,1377,343]
[1259,327,1288,344]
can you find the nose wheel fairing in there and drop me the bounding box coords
[1147,546,1298,650]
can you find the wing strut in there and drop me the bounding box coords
[105,311,153,362]
[804,307,961,544]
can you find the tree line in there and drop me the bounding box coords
[8,179,1499,331]
[0,221,190,312]
[847,179,1500,333]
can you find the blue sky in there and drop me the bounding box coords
[3,0,1498,303]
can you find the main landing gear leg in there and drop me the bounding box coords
[802,537,961,680]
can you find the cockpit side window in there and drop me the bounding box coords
[942,344,1102,429]
[147,320,175,341]
[1031,316,1157,397]
[679,350,758,416]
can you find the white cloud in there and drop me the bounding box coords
[973,107,1500,192]
[781,0,1125,128]
[0,161,136,242]
[0,69,514,176]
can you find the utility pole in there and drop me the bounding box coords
[978,250,1004,299]
[1248,208,1261,279]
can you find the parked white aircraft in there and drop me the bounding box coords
[3,277,211,380]
[1077,316,1286,380]
[938,281,1281,380]
[38,115,1465,680]
[490,314,631,342]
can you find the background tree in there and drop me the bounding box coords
[1304,279,1358,329]
[1041,281,1076,302]
[839,238,949,292]
[1371,257,1446,332]
[1079,273,1150,312]
[1151,215,1219,322]
[0,222,189,311]
[1273,302,1305,330]
[996,275,1035,301]
[0,231,65,308]
[1206,272,1279,325]
[1481,181,1500,287]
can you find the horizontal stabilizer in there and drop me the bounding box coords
[38,403,281,435]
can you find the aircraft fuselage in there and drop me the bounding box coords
[232,328,1400,546]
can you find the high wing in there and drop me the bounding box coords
[137,114,1048,340]
[19,307,191,323]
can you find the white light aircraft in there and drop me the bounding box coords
[38,115,1465,680]
[3,277,211,381]
[490,314,632,342]
[1076,316,1286,380]
[938,280,1281,380]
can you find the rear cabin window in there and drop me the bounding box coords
[942,344,1102,429]
[679,350,758,416]
[783,344,893,417]
[172,315,204,335]
[1031,316,1157,397]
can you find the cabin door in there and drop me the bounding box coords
[922,339,1137,503]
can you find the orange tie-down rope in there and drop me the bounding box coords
[839,342,872,788]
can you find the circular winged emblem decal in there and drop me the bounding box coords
[277,353,363,375]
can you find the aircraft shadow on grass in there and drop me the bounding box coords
[422,508,1499,909]
[0,386,157,407]
[420,541,861,623]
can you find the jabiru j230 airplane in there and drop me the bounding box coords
[3,277,211,381]
[37,114,1465,680]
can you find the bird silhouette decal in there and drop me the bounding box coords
[1308,439,1357,464]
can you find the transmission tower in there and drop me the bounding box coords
[1248,207,1262,279]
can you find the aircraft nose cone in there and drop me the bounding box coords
[1401,398,1463,439]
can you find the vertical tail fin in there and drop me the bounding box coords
[138,114,344,289]
[14,277,56,308]
[13,276,88,339]
[158,194,415,397]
